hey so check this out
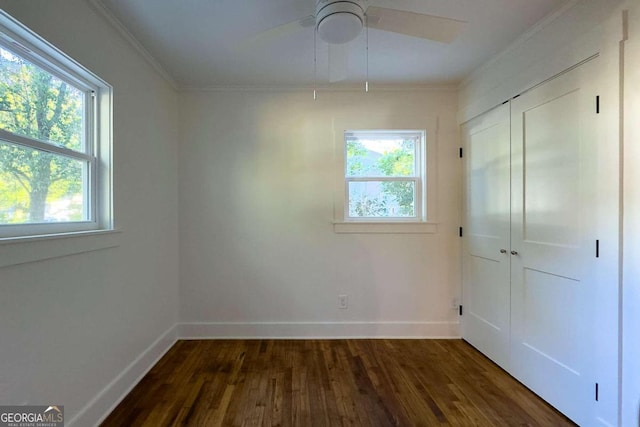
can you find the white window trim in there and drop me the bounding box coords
[0,10,113,240]
[0,229,121,268]
[332,115,439,234]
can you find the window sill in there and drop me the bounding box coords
[0,229,122,268]
[333,222,438,234]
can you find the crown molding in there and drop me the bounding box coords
[88,0,179,90]
[180,83,459,93]
[458,0,580,90]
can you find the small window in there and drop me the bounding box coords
[0,12,112,239]
[344,130,425,222]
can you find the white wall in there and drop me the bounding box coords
[0,1,179,425]
[623,3,640,426]
[179,89,461,338]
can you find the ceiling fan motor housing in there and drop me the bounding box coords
[315,0,366,44]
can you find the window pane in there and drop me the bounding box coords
[346,136,416,177]
[348,181,415,218]
[0,141,87,224]
[0,47,85,152]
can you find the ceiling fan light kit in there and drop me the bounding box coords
[315,0,366,45]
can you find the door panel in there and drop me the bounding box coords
[462,104,511,370]
[522,269,581,370]
[510,59,597,426]
[522,90,581,247]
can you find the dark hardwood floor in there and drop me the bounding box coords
[101,339,576,426]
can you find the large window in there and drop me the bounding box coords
[0,12,112,239]
[344,130,425,222]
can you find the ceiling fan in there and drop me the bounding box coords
[242,0,467,84]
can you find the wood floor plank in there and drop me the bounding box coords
[102,339,576,427]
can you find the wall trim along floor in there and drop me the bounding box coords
[70,325,179,427]
[179,321,460,340]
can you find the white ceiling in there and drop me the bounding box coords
[98,0,568,88]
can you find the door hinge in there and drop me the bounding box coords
[459,147,463,158]
[595,383,599,401]
[459,305,463,316]
[596,240,600,258]
[596,96,600,114]
[459,227,463,237]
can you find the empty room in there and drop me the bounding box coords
[0,0,638,426]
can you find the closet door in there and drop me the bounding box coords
[461,104,511,370]
[510,58,598,425]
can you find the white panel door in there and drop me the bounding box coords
[510,58,598,425]
[462,104,511,370]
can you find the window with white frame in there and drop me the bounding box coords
[344,130,425,222]
[0,12,112,239]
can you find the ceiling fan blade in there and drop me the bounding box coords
[237,15,315,51]
[366,7,466,43]
[328,43,348,83]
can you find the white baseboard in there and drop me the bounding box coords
[69,324,178,427]
[179,321,460,339]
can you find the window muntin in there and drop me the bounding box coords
[0,12,111,239]
[344,130,424,221]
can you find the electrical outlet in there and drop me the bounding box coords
[338,294,348,309]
